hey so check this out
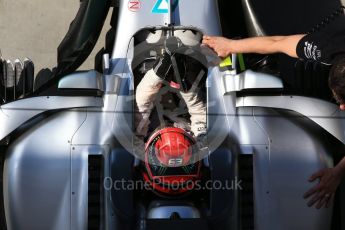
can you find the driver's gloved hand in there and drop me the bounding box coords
[153,50,172,79]
[133,135,146,160]
[196,133,208,149]
[193,134,209,161]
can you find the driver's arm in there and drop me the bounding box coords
[202,34,306,58]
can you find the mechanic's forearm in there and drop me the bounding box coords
[334,156,345,177]
[228,34,304,58]
[228,36,286,54]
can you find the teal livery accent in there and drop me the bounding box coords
[152,0,169,14]
[152,0,179,14]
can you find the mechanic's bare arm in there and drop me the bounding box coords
[202,35,306,58]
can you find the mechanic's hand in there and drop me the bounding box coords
[303,167,343,209]
[202,36,233,58]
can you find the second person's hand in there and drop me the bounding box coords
[303,167,343,209]
[202,35,233,58]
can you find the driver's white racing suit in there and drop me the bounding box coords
[135,68,206,139]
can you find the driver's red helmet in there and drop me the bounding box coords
[143,127,201,196]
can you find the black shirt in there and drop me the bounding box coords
[296,14,345,64]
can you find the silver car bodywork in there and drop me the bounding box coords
[0,0,344,229]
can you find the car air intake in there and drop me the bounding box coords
[88,155,103,230]
[239,154,254,230]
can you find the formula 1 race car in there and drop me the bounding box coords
[0,0,344,230]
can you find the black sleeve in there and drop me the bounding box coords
[296,34,321,61]
[56,0,110,76]
[296,15,345,64]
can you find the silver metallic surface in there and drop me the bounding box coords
[0,0,342,229]
[104,74,121,94]
[58,70,104,91]
[232,53,237,71]
[207,67,233,153]
[173,0,221,36]
[71,145,110,230]
[236,96,345,143]
[112,0,221,59]
[103,54,110,72]
[0,96,103,141]
[223,70,283,93]
[232,108,334,230]
[4,110,87,230]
